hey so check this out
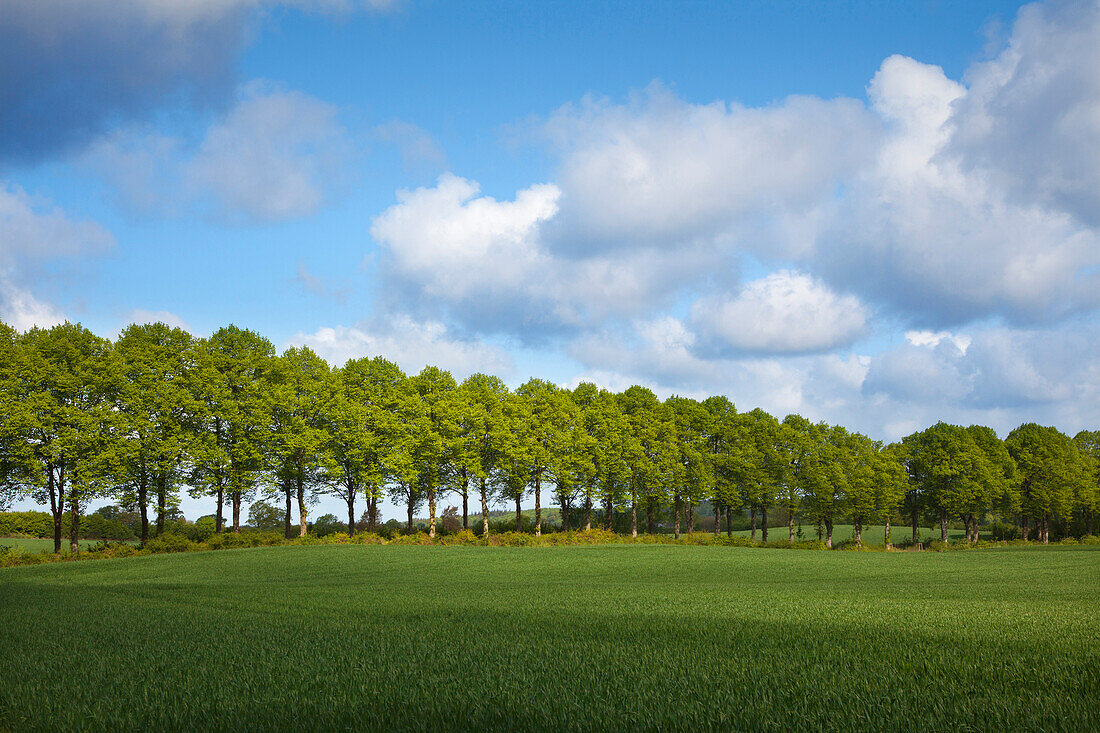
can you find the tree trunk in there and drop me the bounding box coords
[348,495,356,537]
[631,499,638,538]
[646,498,655,535]
[232,492,241,533]
[714,503,721,536]
[1086,508,1093,537]
[428,487,437,539]
[156,479,167,536]
[297,475,308,538]
[726,506,733,537]
[686,502,694,534]
[480,478,489,536]
[462,475,469,531]
[284,479,293,539]
[911,506,919,544]
[69,498,80,553]
[673,495,681,539]
[788,509,795,541]
[939,512,948,542]
[515,495,522,532]
[750,507,757,542]
[1042,513,1049,545]
[584,489,592,531]
[605,493,614,531]
[138,477,149,545]
[368,494,378,532]
[884,517,892,550]
[534,474,541,537]
[216,484,224,534]
[761,507,769,543]
[854,521,862,545]
[825,518,833,549]
[562,500,570,533]
[1021,515,1029,542]
[406,500,413,534]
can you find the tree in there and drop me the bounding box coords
[409,366,458,539]
[460,374,510,536]
[877,444,909,548]
[327,357,414,536]
[516,378,570,537]
[6,323,119,553]
[113,322,201,543]
[247,499,283,531]
[496,389,534,532]
[1073,430,1099,536]
[701,396,737,536]
[617,386,665,537]
[266,347,329,537]
[1006,423,1079,543]
[199,326,274,533]
[906,422,996,543]
[800,425,847,548]
[964,425,1016,542]
[665,396,712,538]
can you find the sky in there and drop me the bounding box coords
[3,0,1099,523]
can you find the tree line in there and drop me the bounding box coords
[1,321,1097,554]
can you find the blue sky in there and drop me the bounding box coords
[3,0,1099,522]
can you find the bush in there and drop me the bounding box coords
[144,533,196,553]
[0,511,53,538]
[389,531,434,546]
[439,529,478,546]
[989,521,1022,542]
[1079,535,1100,546]
[1059,537,1079,545]
[926,540,951,552]
[206,532,251,550]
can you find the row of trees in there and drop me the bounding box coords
[1,321,1097,554]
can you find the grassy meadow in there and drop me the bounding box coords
[1,544,1097,731]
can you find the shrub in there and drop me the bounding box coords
[1059,537,1078,545]
[988,521,1022,542]
[389,531,434,546]
[1079,535,1100,546]
[439,529,478,546]
[206,532,252,550]
[323,532,351,545]
[926,540,951,552]
[0,511,53,538]
[144,533,196,553]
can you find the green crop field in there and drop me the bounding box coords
[0,537,133,554]
[2,545,1097,731]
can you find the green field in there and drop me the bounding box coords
[2,545,1097,731]
[0,537,131,553]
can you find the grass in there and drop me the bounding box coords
[0,537,133,553]
[1,545,1097,731]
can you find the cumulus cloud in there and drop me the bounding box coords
[290,315,515,379]
[370,174,726,336]
[0,182,114,330]
[121,309,195,334]
[538,82,878,253]
[818,51,1100,325]
[691,271,868,355]
[84,84,353,221]
[0,0,395,162]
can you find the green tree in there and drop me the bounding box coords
[6,323,120,553]
[1006,423,1080,543]
[665,396,712,538]
[409,366,458,538]
[266,347,330,537]
[199,326,274,533]
[113,322,201,542]
[516,378,571,537]
[460,374,510,535]
[329,357,414,536]
[617,386,662,537]
[1073,430,1099,536]
[247,499,283,531]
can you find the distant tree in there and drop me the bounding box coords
[460,374,510,536]
[409,366,458,539]
[517,378,571,536]
[247,499,283,531]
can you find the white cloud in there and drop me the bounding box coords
[85,84,353,222]
[539,82,878,252]
[692,270,868,354]
[818,51,1100,325]
[0,279,66,332]
[904,330,971,353]
[290,315,515,379]
[0,182,115,331]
